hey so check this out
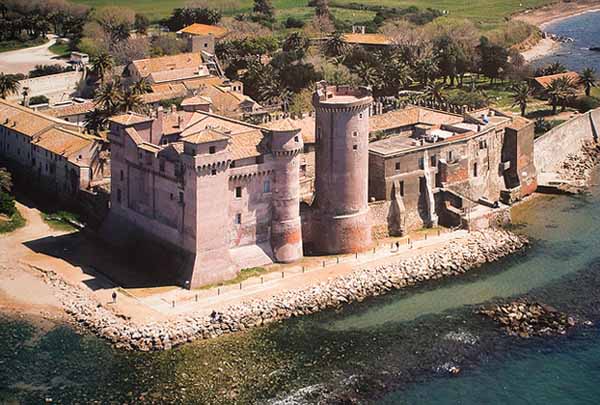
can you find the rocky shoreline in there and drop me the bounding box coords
[558,140,600,192]
[36,229,529,351]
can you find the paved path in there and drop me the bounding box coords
[1,199,469,325]
[0,35,68,75]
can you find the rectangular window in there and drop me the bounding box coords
[117,189,122,203]
[170,193,173,200]
[263,180,271,193]
[294,136,299,142]
[447,151,453,162]
[120,170,124,181]
[353,144,358,151]
[235,213,242,225]
[400,181,404,197]
[430,155,437,167]
[235,186,242,198]
[209,146,216,154]
[211,169,217,176]
[418,157,424,170]
[395,162,401,171]
[473,163,478,177]
[352,131,358,137]
[179,192,184,203]
[479,140,487,150]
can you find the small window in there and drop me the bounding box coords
[418,157,424,170]
[353,145,358,151]
[395,162,401,171]
[170,193,173,200]
[479,140,487,150]
[211,169,217,176]
[263,180,271,193]
[235,186,242,198]
[399,181,405,197]
[209,146,216,154]
[117,189,122,203]
[430,155,437,167]
[294,136,299,142]
[448,151,453,162]
[179,192,184,203]
[235,213,242,225]
[359,113,363,119]
[300,164,307,174]
[120,170,124,181]
[352,131,358,137]
[473,163,478,177]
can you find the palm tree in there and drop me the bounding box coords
[131,78,152,96]
[353,62,380,89]
[546,77,577,114]
[511,82,531,116]
[414,56,439,87]
[580,67,597,97]
[120,88,144,113]
[0,74,20,99]
[94,78,123,115]
[90,52,115,83]
[322,32,349,59]
[423,82,446,104]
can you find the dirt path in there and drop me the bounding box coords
[0,35,68,75]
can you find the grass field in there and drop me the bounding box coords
[71,0,555,28]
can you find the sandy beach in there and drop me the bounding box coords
[515,0,600,61]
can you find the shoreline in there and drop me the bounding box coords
[514,1,600,61]
[29,228,528,351]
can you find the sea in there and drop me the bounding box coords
[3,13,600,405]
[535,10,600,72]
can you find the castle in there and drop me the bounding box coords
[105,82,537,288]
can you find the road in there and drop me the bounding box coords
[0,35,68,75]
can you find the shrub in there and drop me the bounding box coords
[28,64,73,78]
[29,95,49,105]
[285,17,305,28]
[573,96,600,113]
[446,90,489,109]
[0,191,16,216]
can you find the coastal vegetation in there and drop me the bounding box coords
[0,167,25,234]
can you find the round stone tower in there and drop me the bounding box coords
[312,82,373,254]
[269,119,304,263]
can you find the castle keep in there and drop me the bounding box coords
[104,83,537,288]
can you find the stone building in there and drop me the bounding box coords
[105,84,537,288]
[0,100,109,198]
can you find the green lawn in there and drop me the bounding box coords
[49,41,71,58]
[42,210,80,232]
[71,0,555,27]
[195,267,269,290]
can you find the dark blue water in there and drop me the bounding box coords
[536,10,600,72]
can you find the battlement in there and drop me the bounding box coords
[313,82,372,110]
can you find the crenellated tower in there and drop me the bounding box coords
[312,82,373,254]
[269,119,304,262]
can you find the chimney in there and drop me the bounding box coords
[152,106,164,144]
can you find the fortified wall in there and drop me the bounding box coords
[534,108,600,174]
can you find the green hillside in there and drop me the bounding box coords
[71,0,555,28]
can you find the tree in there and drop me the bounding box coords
[511,82,531,116]
[422,82,446,104]
[253,0,274,20]
[134,13,150,35]
[90,52,115,83]
[322,32,349,59]
[535,61,567,77]
[131,78,152,95]
[93,6,135,43]
[580,67,597,97]
[0,74,20,99]
[282,32,310,58]
[94,78,122,114]
[478,36,508,83]
[120,88,144,113]
[162,6,221,32]
[0,168,12,193]
[546,77,577,114]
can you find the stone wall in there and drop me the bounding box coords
[368,200,392,239]
[534,109,600,174]
[8,71,85,104]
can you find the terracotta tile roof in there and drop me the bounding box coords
[181,95,212,106]
[533,71,580,88]
[0,99,56,137]
[180,112,254,137]
[46,101,96,118]
[182,128,229,144]
[178,23,229,39]
[198,85,258,117]
[263,117,301,132]
[342,33,392,46]
[131,53,203,77]
[149,66,210,83]
[32,128,92,161]
[143,83,188,104]
[125,127,144,145]
[109,113,153,126]
[229,129,263,160]
[182,76,227,89]
[370,108,420,132]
